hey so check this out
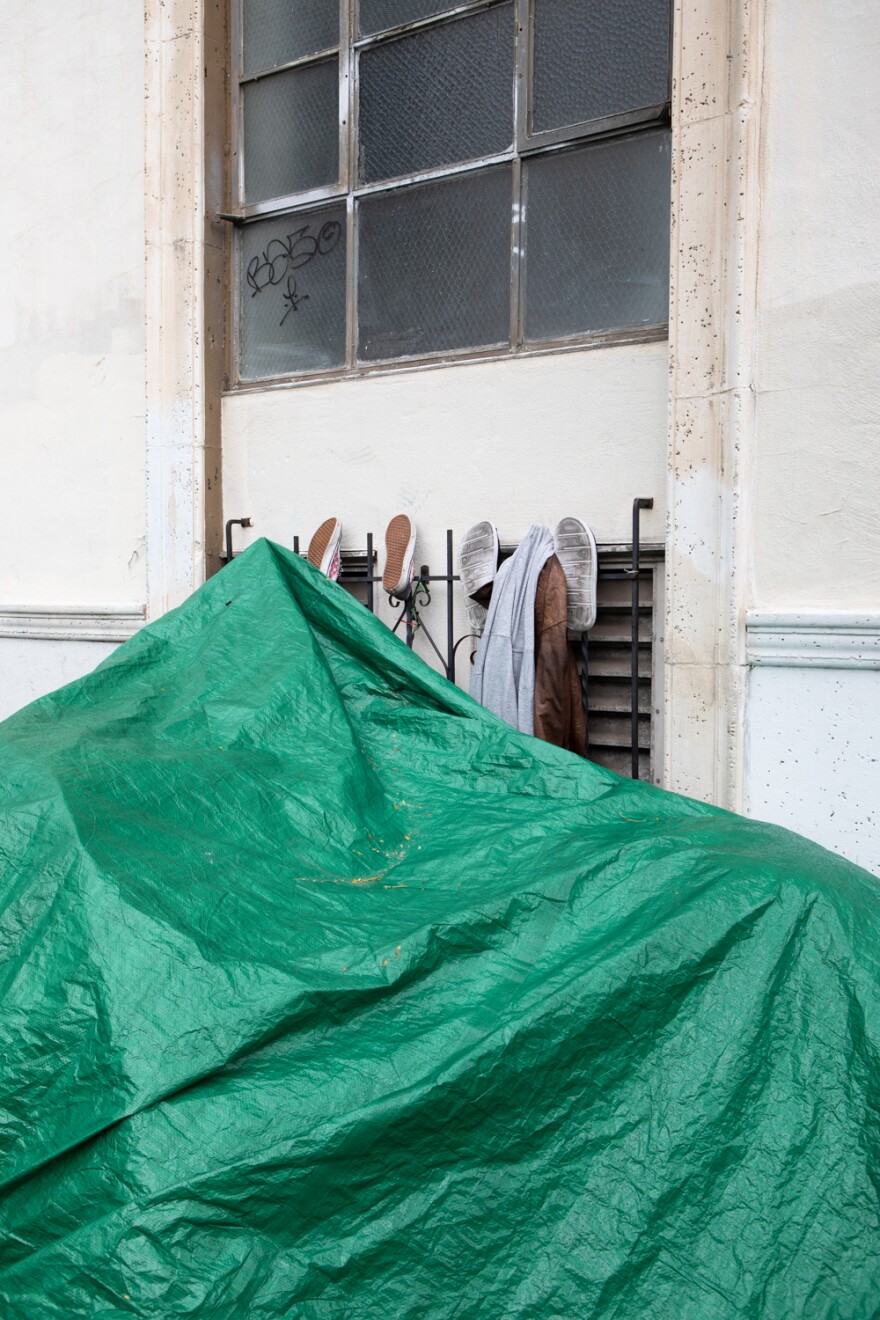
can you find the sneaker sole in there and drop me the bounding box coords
[458,520,499,636]
[307,517,342,578]
[383,514,416,598]
[554,517,598,632]
[465,598,488,636]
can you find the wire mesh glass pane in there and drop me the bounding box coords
[531,0,670,134]
[358,4,514,184]
[358,167,511,361]
[242,0,338,76]
[243,60,339,203]
[523,129,671,341]
[240,207,346,378]
[359,0,466,38]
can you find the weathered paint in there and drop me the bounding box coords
[664,0,764,811]
[746,665,880,876]
[0,0,146,606]
[144,0,228,620]
[0,640,118,724]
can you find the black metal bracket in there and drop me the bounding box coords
[223,518,252,564]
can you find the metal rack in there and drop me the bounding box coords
[292,528,471,684]
[286,498,657,776]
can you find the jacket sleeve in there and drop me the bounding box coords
[534,556,586,754]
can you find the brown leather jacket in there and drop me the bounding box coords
[534,554,587,755]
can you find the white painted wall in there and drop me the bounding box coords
[745,665,880,876]
[751,0,880,610]
[0,640,118,724]
[739,0,880,870]
[222,343,668,666]
[0,0,146,713]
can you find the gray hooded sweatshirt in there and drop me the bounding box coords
[470,523,555,735]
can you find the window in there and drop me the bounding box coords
[231,0,671,382]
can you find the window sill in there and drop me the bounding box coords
[224,324,668,397]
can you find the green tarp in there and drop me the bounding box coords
[0,538,877,1318]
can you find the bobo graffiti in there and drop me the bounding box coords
[246,219,342,325]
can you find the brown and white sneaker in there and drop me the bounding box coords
[307,517,342,581]
[383,514,417,599]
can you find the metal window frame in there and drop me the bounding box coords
[519,0,672,150]
[228,0,671,387]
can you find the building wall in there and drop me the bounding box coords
[0,639,118,724]
[221,344,669,661]
[751,0,880,612]
[741,0,880,871]
[1,0,877,874]
[0,0,147,718]
[744,615,880,874]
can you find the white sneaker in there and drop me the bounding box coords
[307,517,342,581]
[553,517,598,632]
[458,520,499,636]
[383,514,417,599]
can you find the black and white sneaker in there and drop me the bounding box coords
[553,517,598,632]
[458,520,499,636]
[307,517,342,581]
[383,514,417,599]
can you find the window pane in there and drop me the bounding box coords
[359,0,464,38]
[242,0,338,76]
[523,129,670,341]
[531,0,670,134]
[239,207,346,378]
[358,167,511,361]
[243,60,339,203]
[358,4,514,183]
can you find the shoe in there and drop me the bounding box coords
[307,517,342,581]
[383,514,417,598]
[553,517,598,632]
[458,520,499,636]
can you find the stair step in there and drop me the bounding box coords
[589,748,652,779]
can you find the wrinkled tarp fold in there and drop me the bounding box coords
[0,538,877,1318]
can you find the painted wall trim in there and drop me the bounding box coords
[746,612,880,669]
[0,605,145,643]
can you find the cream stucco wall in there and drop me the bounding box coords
[738,0,880,870]
[746,661,880,875]
[221,343,669,658]
[0,0,146,710]
[750,0,880,610]
[0,0,147,603]
[0,639,118,724]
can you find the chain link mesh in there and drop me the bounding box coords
[532,0,670,133]
[243,60,339,204]
[359,4,513,184]
[240,206,347,379]
[523,129,671,341]
[358,167,512,361]
[359,0,468,38]
[243,0,338,76]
